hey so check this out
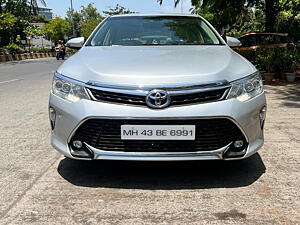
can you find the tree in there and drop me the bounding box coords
[0,0,51,46]
[0,13,17,32]
[30,14,49,23]
[81,18,103,38]
[0,0,30,46]
[65,3,104,38]
[79,3,104,38]
[80,3,101,23]
[0,13,17,44]
[66,8,82,37]
[65,3,136,39]
[226,8,265,35]
[276,0,300,41]
[41,17,71,42]
[24,25,44,37]
[159,0,258,33]
[103,4,136,16]
[157,0,293,33]
[27,0,46,15]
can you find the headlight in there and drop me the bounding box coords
[227,72,263,102]
[52,73,90,102]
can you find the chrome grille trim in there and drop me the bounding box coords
[54,72,231,107]
[87,86,230,107]
[86,79,230,91]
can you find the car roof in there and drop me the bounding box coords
[110,13,200,18]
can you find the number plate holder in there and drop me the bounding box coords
[121,125,195,140]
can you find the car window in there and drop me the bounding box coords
[257,34,290,45]
[86,16,223,46]
[239,35,256,47]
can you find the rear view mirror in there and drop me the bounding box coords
[226,36,242,47]
[66,37,85,49]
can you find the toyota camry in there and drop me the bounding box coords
[49,14,266,161]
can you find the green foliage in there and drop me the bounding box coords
[65,47,76,54]
[25,26,39,36]
[2,0,30,19]
[80,3,101,22]
[0,13,17,31]
[30,47,52,53]
[159,0,299,41]
[276,0,300,41]
[248,45,300,73]
[256,48,280,73]
[4,43,23,54]
[65,3,104,38]
[194,8,214,23]
[227,9,265,36]
[66,3,135,39]
[0,0,48,46]
[41,17,71,42]
[30,14,49,23]
[79,3,103,38]
[0,0,30,46]
[277,44,300,72]
[103,4,136,16]
[15,35,21,43]
[81,18,103,39]
[160,0,257,33]
[66,8,82,37]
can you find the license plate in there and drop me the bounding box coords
[121,125,195,140]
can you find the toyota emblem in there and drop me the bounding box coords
[146,89,171,109]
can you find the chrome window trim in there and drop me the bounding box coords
[67,116,249,160]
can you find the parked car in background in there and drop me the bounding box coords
[233,32,292,57]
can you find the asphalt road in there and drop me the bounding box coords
[0,58,299,225]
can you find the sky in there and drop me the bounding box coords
[45,0,193,18]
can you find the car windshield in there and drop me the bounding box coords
[86,16,223,46]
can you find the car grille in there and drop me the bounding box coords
[88,87,229,107]
[70,119,246,152]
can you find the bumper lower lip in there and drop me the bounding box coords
[85,142,236,161]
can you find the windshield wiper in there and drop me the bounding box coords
[141,43,163,46]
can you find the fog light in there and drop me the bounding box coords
[234,140,244,148]
[72,140,83,149]
[49,107,56,130]
[259,106,267,129]
[225,149,246,157]
[70,140,93,158]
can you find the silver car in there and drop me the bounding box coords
[49,14,266,161]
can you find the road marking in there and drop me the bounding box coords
[0,79,21,84]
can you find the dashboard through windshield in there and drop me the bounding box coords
[86,16,223,46]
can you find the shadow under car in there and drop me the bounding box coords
[57,153,265,190]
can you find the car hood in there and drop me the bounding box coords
[57,46,256,86]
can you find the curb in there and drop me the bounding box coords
[0,53,55,62]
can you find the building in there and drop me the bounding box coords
[36,7,53,20]
[30,23,53,48]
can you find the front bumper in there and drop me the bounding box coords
[49,92,266,161]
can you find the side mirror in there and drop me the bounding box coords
[226,36,242,47]
[66,37,85,49]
